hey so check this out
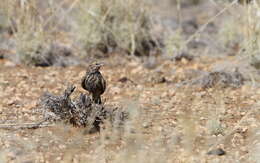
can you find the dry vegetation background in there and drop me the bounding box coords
[0,0,260,162]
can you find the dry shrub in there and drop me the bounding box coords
[164,30,186,58]
[72,0,159,57]
[0,0,79,66]
[217,1,260,67]
[0,0,51,65]
[1,0,160,65]
[39,85,127,133]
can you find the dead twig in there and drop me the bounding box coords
[0,120,53,130]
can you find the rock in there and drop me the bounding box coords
[182,68,245,88]
[118,77,136,85]
[4,60,16,67]
[207,148,226,156]
[174,52,194,62]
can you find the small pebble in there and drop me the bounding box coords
[207,148,226,156]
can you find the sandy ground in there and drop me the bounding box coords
[0,1,260,162]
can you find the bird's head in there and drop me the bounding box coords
[88,62,103,73]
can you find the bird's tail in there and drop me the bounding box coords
[92,94,102,104]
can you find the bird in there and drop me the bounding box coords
[81,62,106,104]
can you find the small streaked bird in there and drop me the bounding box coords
[81,62,106,104]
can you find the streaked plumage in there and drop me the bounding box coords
[81,63,106,104]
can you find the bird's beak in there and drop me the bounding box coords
[98,63,104,67]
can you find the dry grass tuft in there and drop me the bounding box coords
[0,0,160,65]
[72,0,159,57]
